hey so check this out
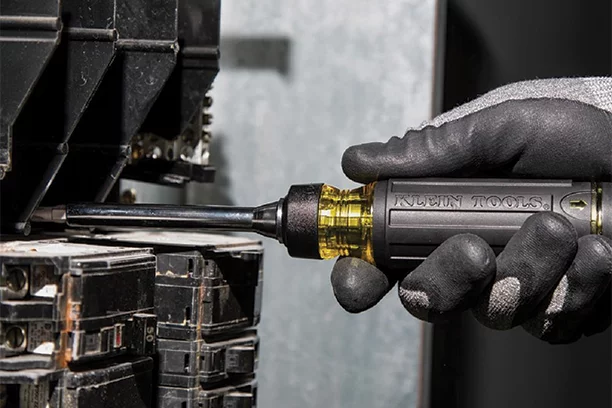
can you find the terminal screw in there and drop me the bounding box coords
[121,189,138,204]
[5,326,26,350]
[6,267,28,292]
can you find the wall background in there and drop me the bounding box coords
[187,1,437,407]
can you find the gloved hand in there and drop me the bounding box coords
[332,77,612,344]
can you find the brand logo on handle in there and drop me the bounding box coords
[394,194,463,209]
[393,193,552,211]
[471,195,548,210]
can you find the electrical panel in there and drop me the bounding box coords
[0,1,260,407]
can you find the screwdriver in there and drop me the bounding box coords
[32,178,611,269]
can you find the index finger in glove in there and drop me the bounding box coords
[342,79,612,183]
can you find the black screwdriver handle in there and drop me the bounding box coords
[372,179,611,269]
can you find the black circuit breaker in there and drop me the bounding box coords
[155,250,262,340]
[1,233,263,408]
[0,240,157,368]
[0,239,157,407]
[47,357,154,408]
[71,231,263,408]
[157,331,259,387]
[2,357,155,408]
[157,378,258,408]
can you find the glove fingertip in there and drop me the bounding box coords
[341,143,382,183]
[331,257,394,313]
[528,211,578,243]
[587,235,612,264]
[451,234,497,277]
[398,286,432,321]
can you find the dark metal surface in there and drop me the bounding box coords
[0,0,61,177]
[0,0,117,234]
[126,0,221,187]
[121,158,216,186]
[0,0,225,234]
[41,0,179,207]
[34,199,283,241]
[140,0,220,139]
[64,203,257,231]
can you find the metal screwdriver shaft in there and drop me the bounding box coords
[32,202,282,237]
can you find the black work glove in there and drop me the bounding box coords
[332,78,612,344]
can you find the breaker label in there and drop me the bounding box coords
[27,322,54,355]
[20,382,49,408]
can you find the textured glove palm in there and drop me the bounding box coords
[332,77,612,344]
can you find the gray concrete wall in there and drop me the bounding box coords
[187,2,437,406]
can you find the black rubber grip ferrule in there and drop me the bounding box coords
[283,183,323,259]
